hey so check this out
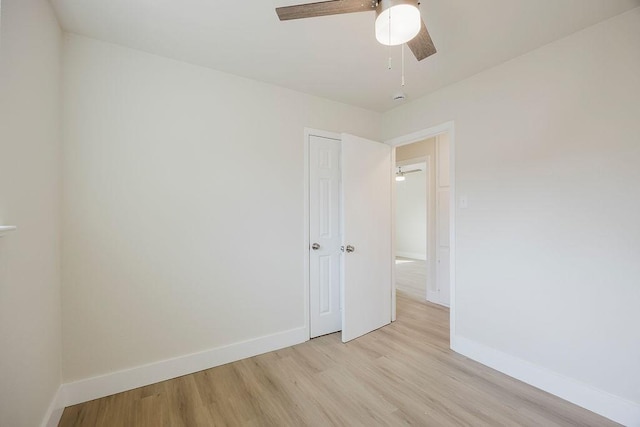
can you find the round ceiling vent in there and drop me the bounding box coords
[392,92,407,102]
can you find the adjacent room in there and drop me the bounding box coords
[1,0,639,426]
[395,156,430,301]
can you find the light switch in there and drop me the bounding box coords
[459,195,468,209]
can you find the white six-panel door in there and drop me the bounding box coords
[309,135,342,338]
[341,133,392,343]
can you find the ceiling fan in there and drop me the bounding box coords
[396,166,422,181]
[276,0,437,61]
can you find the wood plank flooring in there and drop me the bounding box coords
[59,293,617,426]
[395,257,428,301]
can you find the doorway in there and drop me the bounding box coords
[393,133,451,307]
[389,122,456,337]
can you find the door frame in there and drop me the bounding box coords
[386,121,457,344]
[303,128,341,339]
[395,155,431,301]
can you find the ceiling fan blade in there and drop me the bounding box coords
[276,0,375,21]
[403,169,423,174]
[407,20,437,61]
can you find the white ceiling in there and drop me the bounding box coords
[50,0,639,112]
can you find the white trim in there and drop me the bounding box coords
[448,125,456,343]
[395,251,427,261]
[396,157,427,168]
[386,120,456,343]
[303,128,341,338]
[41,385,65,427]
[425,155,433,302]
[426,290,449,307]
[390,148,397,321]
[452,336,640,426]
[386,122,455,148]
[62,327,306,407]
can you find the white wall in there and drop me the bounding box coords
[0,0,63,426]
[395,169,427,260]
[61,34,381,383]
[383,6,640,418]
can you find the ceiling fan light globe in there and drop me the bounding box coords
[375,3,421,46]
[395,175,406,182]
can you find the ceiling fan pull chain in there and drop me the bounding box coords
[388,6,392,70]
[401,45,405,86]
[388,5,392,45]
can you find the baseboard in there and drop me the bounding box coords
[396,251,427,261]
[61,327,307,408]
[426,290,439,304]
[426,290,449,307]
[41,385,66,427]
[452,336,640,426]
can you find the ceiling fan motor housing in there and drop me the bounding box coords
[375,0,422,46]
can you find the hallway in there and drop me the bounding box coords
[395,257,427,300]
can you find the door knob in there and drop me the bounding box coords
[346,245,355,253]
[311,243,320,250]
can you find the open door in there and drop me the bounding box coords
[341,133,392,343]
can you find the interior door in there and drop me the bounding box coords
[309,135,342,337]
[436,134,451,306]
[341,133,392,343]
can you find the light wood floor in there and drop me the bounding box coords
[396,257,428,300]
[59,293,616,426]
